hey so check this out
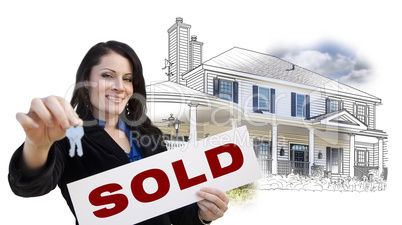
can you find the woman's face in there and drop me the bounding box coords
[87,51,134,120]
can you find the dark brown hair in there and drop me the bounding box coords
[70,41,162,137]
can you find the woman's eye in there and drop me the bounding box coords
[101,73,113,78]
[124,78,133,82]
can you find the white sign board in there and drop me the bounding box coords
[67,126,262,225]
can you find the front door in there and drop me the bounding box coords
[290,144,309,175]
[326,147,343,174]
[294,151,305,174]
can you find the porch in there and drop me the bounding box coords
[147,82,388,181]
[257,157,310,176]
[354,165,388,181]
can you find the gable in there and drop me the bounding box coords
[313,109,367,130]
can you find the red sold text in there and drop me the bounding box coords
[88,143,244,218]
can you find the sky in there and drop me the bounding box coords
[271,41,372,88]
[1,0,401,224]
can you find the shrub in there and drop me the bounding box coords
[225,183,257,205]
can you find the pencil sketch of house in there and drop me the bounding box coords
[146,17,388,191]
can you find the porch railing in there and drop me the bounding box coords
[277,160,310,176]
[164,140,187,150]
[257,157,272,174]
[354,165,379,179]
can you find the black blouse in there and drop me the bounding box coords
[8,120,203,225]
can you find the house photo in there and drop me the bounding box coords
[146,17,388,182]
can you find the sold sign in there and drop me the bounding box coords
[67,126,262,225]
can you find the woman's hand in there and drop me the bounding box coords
[196,187,229,222]
[16,96,82,169]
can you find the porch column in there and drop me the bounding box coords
[378,137,384,176]
[309,129,315,176]
[188,103,199,143]
[231,118,238,129]
[349,134,356,178]
[272,123,278,175]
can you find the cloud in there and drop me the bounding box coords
[270,42,373,88]
[339,69,371,87]
[282,50,355,78]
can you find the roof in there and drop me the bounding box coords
[145,81,244,121]
[145,81,242,110]
[203,47,380,101]
[146,81,206,96]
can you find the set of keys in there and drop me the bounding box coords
[66,125,84,157]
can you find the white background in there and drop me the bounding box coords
[1,0,400,224]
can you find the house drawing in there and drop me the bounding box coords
[146,17,388,185]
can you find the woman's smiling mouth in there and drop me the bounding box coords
[106,95,125,102]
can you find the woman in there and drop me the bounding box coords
[9,41,229,224]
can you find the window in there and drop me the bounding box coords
[219,80,232,101]
[326,98,343,113]
[355,104,367,124]
[356,148,368,167]
[296,94,305,117]
[290,144,309,151]
[291,92,310,119]
[330,99,340,112]
[253,85,276,113]
[213,78,238,103]
[326,147,343,174]
[253,140,271,158]
[258,87,270,111]
[259,141,271,157]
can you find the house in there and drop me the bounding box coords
[146,18,388,180]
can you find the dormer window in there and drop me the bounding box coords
[326,98,343,113]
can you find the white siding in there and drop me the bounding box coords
[309,89,326,118]
[238,79,254,111]
[186,68,204,92]
[206,72,215,95]
[367,103,375,129]
[201,69,378,130]
[383,139,388,168]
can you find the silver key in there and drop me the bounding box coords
[66,125,84,157]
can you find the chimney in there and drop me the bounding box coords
[176,17,183,23]
[167,18,203,84]
[189,35,203,70]
[167,17,191,84]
